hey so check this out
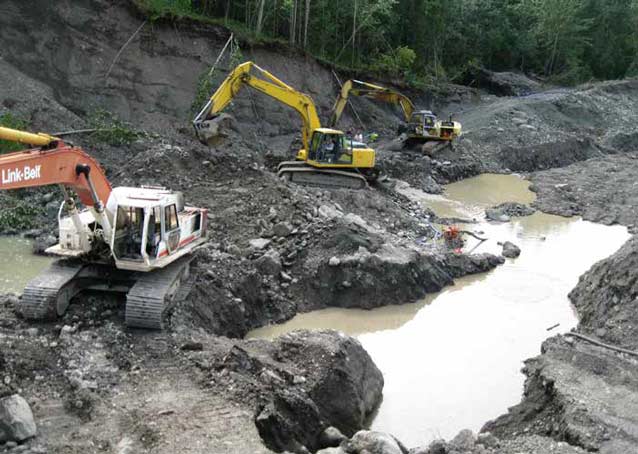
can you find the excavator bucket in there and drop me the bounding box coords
[193,113,235,145]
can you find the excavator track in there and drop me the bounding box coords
[21,261,84,320]
[125,257,193,329]
[277,163,367,190]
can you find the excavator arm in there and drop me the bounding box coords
[329,79,416,127]
[193,61,322,150]
[0,126,112,208]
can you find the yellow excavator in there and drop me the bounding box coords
[193,62,378,189]
[330,79,462,147]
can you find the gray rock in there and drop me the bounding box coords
[476,432,499,448]
[254,250,282,275]
[422,175,443,194]
[485,208,510,223]
[316,448,346,454]
[346,430,403,454]
[273,222,293,237]
[501,241,521,258]
[249,238,271,250]
[450,429,475,451]
[489,202,535,218]
[318,205,343,219]
[319,426,347,448]
[429,440,447,454]
[32,234,57,254]
[0,394,36,442]
[45,200,60,219]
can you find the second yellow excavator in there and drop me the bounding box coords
[193,62,378,189]
[330,79,462,147]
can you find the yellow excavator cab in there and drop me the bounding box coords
[298,129,375,169]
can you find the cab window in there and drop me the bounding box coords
[309,132,322,159]
[165,204,179,231]
[337,136,353,164]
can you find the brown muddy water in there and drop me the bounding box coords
[0,236,52,294]
[248,174,630,447]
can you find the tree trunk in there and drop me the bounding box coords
[290,0,297,44]
[351,0,357,65]
[304,0,311,48]
[256,0,266,34]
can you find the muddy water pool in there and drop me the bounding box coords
[248,174,630,446]
[0,236,53,294]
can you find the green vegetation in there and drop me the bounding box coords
[0,198,44,231]
[87,110,143,146]
[133,0,638,85]
[0,113,29,153]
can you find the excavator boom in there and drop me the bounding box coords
[193,61,322,150]
[0,127,112,207]
[330,80,415,127]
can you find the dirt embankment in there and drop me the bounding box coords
[0,291,385,454]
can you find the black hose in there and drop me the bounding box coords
[564,332,638,358]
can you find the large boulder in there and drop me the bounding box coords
[0,394,36,442]
[253,330,384,452]
[275,330,384,436]
[345,430,405,454]
[254,250,282,275]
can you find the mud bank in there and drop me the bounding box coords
[530,152,638,229]
[0,290,383,453]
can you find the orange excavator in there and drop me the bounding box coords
[0,126,208,329]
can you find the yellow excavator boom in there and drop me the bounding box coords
[0,126,58,147]
[329,79,416,127]
[193,61,322,150]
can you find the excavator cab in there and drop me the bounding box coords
[300,128,375,169]
[307,130,351,164]
[107,187,206,271]
[408,111,440,138]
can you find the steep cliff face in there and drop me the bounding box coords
[0,0,380,134]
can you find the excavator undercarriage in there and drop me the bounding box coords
[21,256,194,329]
[276,161,369,189]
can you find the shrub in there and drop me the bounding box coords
[0,113,29,153]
